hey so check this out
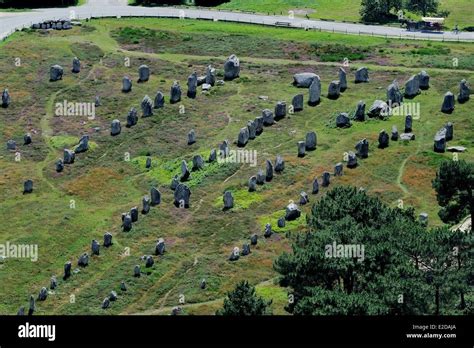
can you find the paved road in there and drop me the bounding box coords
[1,0,473,42]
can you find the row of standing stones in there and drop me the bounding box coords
[11,55,470,313]
[15,54,240,315]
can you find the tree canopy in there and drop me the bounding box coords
[216,280,271,315]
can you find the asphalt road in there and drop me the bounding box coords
[1,0,473,42]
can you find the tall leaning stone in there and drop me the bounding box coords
[238,127,250,147]
[339,67,347,91]
[404,75,420,98]
[187,71,198,99]
[354,100,366,121]
[150,187,161,206]
[308,76,321,106]
[247,120,256,140]
[1,88,10,108]
[387,80,403,106]
[265,160,274,182]
[224,54,240,81]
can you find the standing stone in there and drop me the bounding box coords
[197,76,206,86]
[50,65,64,81]
[274,101,286,120]
[63,149,75,164]
[111,119,121,136]
[200,279,206,289]
[334,163,343,176]
[354,100,366,121]
[308,77,321,106]
[109,291,118,301]
[305,131,317,151]
[155,238,166,256]
[262,109,274,126]
[122,76,132,92]
[134,265,141,277]
[1,88,10,108]
[229,247,240,261]
[95,96,101,107]
[72,57,80,73]
[378,130,390,149]
[292,94,304,112]
[192,155,204,171]
[404,75,420,98]
[126,107,138,127]
[142,196,151,214]
[248,176,257,192]
[187,71,198,98]
[102,298,110,309]
[458,79,470,103]
[223,191,234,210]
[145,255,154,268]
[405,115,413,133]
[120,281,127,291]
[17,307,25,316]
[285,202,301,221]
[141,95,153,117]
[224,54,240,81]
[327,80,341,99]
[433,130,446,153]
[368,100,389,118]
[170,175,180,190]
[300,191,309,205]
[322,171,331,187]
[293,72,317,87]
[387,81,403,106]
[23,180,33,194]
[391,125,399,141]
[208,149,217,163]
[336,113,351,128]
[250,234,258,246]
[123,213,132,232]
[138,65,150,82]
[29,295,35,315]
[75,135,89,153]
[91,239,100,255]
[256,170,265,185]
[297,141,306,158]
[238,127,250,147]
[154,91,165,109]
[130,206,139,222]
[339,67,347,91]
[103,232,113,247]
[64,261,72,280]
[50,276,57,290]
[38,287,48,301]
[347,151,358,169]
[219,140,230,158]
[264,223,273,237]
[78,253,89,267]
[444,122,453,141]
[174,183,191,208]
[275,155,285,173]
[441,92,455,114]
[355,139,369,158]
[241,244,251,256]
[312,178,319,194]
[6,139,16,150]
[181,160,190,181]
[266,160,274,181]
[247,120,256,139]
[151,187,161,206]
[419,213,429,226]
[170,81,182,104]
[188,129,196,145]
[255,116,264,135]
[355,67,369,83]
[205,65,216,86]
[418,70,430,90]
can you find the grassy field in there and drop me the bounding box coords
[216,0,473,29]
[0,17,472,315]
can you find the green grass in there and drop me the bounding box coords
[0,17,472,315]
